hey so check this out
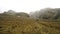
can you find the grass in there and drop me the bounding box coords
[0,16,60,34]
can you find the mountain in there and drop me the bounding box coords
[30,8,60,20]
[16,12,29,17]
[0,10,29,18]
[0,8,60,34]
[0,10,60,34]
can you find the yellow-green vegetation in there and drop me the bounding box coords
[0,16,60,34]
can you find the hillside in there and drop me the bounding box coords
[30,8,60,20]
[0,15,60,34]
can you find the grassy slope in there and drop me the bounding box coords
[0,16,60,34]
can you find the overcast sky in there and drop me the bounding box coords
[0,0,60,13]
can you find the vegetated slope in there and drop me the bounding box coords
[0,15,60,34]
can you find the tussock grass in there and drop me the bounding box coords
[0,16,60,34]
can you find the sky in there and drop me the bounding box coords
[0,0,60,13]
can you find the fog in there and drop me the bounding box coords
[0,0,60,13]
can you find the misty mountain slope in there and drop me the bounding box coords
[30,8,60,20]
[0,10,29,18]
[0,15,60,34]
